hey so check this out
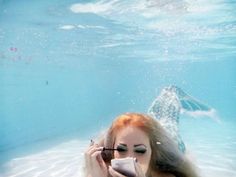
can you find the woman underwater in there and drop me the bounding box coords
[84,113,198,177]
[84,86,210,177]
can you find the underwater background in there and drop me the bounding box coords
[0,0,236,176]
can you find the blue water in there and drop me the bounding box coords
[0,0,236,176]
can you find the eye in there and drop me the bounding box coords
[116,145,127,152]
[134,147,147,154]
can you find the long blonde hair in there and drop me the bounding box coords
[99,113,199,177]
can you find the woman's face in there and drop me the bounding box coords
[113,126,152,174]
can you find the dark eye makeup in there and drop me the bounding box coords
[116,144,128,152]
[103,144,147,154]
[134,147,147,154]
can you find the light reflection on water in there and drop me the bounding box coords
[1,135,236,177]
[0,0,235,176]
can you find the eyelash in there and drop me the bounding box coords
[134,149,146,154]
[116,147,146,154]
[116,147,127,152]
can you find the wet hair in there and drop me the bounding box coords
[99,113,199,177]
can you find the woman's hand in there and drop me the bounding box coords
[85,143,108,177]
[108,160,146,177]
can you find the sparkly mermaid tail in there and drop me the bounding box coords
[148,85,217,152]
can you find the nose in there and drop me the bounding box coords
[127,150,136,158]
[126,151,138,164]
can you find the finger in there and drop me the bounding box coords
[97,150,106,164]
[85,146,103,166]
[85,150,100,173]
[108,166,126,177]
[90,139,95,146]
[84,150,92,172]
[91,150,103,164]
[87,146,103,156]
[85,146,103,171]
[90,151,107,172]
[86,141,97,157]
[86,150,108,177]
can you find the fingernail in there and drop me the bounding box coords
[98,147,104,150]
[90,139,94,146]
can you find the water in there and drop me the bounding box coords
[0,0,236,176]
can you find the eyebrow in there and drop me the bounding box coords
[118,143,127,146]
[117,143,147,147]
[134,144,146,147]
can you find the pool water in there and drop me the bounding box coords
[0,0,236,176]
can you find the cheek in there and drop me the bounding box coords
[114,151,119,158]
[136,152,151,171]
[114,152,126,158]
[136,154,150,164]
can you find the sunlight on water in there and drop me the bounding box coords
[1,140,87,177]
[0,0,235,177]
[1,136,236,177]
